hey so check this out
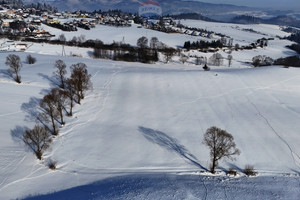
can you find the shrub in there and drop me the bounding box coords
[244,165,257,176]
[26,54,36,64]
[227,168,237,176]
[203,64,210,71]
[47,160,57,170]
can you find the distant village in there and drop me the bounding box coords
[0,0,220,51]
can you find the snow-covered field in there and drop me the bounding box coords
[0,20,300,199]
[40,23,201,48]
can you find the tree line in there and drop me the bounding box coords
[8,55,92,166]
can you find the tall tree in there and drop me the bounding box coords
[137,36,148,48]
[5,54,22,83]
[50,88,68,125]
[65,78,77,116]
[209,53,223,66]
[161,48,176,63]
[39,93,59,135]
[53,60,67,88]
[203,126,240,173]
[227,54,233,67]
[150,37,159,49]
[70,63,92,104]
[23,125,52,160]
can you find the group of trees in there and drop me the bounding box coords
[274,56,300,67]
[22,60,92,161]
[94,36,178,64]
[252,55,274,67]
[184,40,224,51]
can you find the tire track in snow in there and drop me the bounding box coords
[0,149,46,192]
[177,74,300,107]
[247,97,300,170]
[0,111,22,117]
[50,66,123,171]
[201,177,208,200]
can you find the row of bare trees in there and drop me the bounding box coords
[22,60,92,160]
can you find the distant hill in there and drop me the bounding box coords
[232,15,300,28]
[23,0,257,16]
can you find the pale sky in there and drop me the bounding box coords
[191,0,300,11]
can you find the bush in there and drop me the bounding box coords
[244,165,257,176]
[227,168,237,176]
[26,54,36,64]
[252,55,273,67]
[203,64,210,71]
[47,160,57,170]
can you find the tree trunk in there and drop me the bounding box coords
[59,106,64,125]
[36,150,42,160]
[50,115,57,135]
[69,100,73,116]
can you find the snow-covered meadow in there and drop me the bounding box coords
[0,20,300,199]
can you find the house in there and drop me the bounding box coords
[15,43,28,51]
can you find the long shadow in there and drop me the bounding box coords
[0,69,11,79]
[21,97,41,122]
[227,163,244,173]
[10,125,29,144]
[21,97,53,133]
[37,73,59,88]
[22,173,299,200]
[138,126,207,171]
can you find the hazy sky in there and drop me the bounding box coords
[192,0,300,11]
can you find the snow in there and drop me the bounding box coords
[180,20,290,45]
[0,20,300,199]
[40,23,201,48]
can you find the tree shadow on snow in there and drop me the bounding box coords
[37,73,59,88]
[10,125,29,144]
[21,97,41,122]
[227,163,244,173]
[138,126,207,171]
[0,69,12,79]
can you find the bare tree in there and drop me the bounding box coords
[227,54,233,67]
[5,54,22,83]
[234,43,240,51]
[39,93,59,135]
[150,37,159,49]
[196,56,207,65]
[179,53,189,64]
[203,126,240,173]
[58,33,66,43]
[209,53,223,66]
[70,63,92,104]
[26,54,36,64]
[50,88,68,125]
[53,60,67,88]
[71,36,78,45]
[252,55,263,67]
[220,37,227,46]
[23,125,52,160]
[137,36,148,48]
[78,34,86,43]
[162,48,176,63]
[65,78,77,116]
